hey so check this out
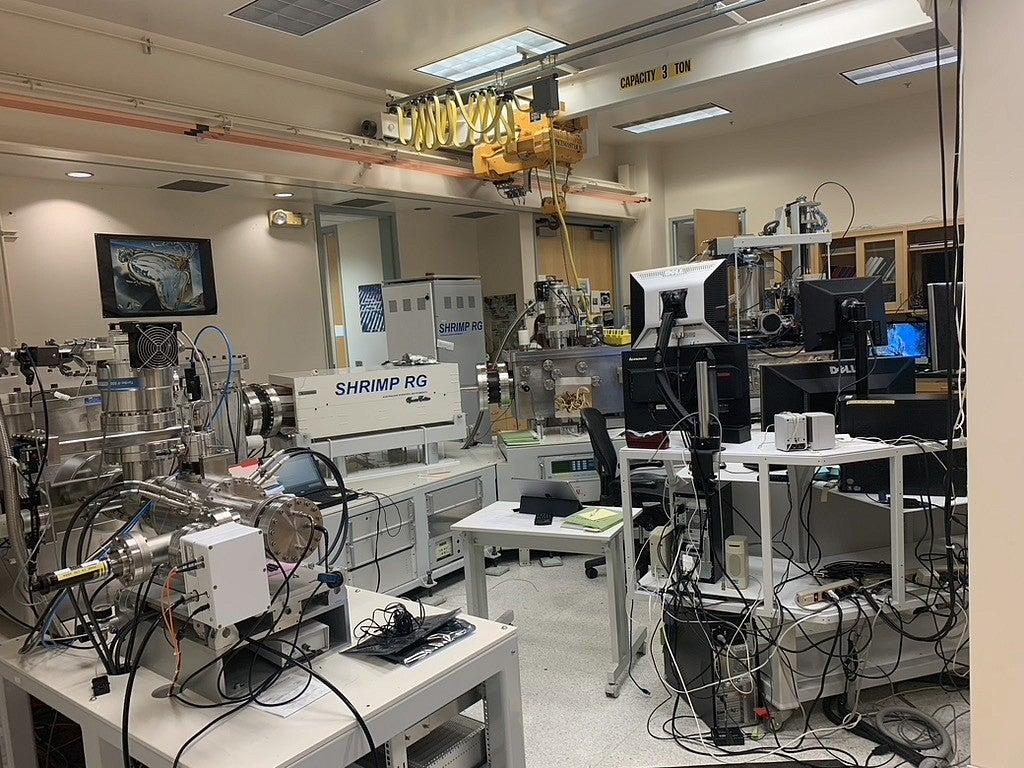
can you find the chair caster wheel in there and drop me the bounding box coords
[586,567,599,579]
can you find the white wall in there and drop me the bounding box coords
[395,211,481,278]
[652,91,954,269]
[0,176,326,381]
[475,213,537,308]
[334,218,388,367]
[965,1,1021,765]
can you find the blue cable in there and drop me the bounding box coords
[195,326,234,425]
[41,501,154,649]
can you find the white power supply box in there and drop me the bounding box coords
[180,522,271,631]
[649,525,675,580]
[774,412,807,451]
[804,412,836,450]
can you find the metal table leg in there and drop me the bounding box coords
[81,728,123,768]
[604,532,646,698]
[464,537,490,619]
[0,677,37,768]
[889,454,907,609]
[483,640,527,768]
[758,460,775,613]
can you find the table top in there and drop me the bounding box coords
[0,589,516,768]
[452,501,637,543]
[621,431,966,467]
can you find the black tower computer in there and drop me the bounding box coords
[623,343,752,444]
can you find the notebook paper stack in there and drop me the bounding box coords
[561,507,623,532]
[500,430,540,446]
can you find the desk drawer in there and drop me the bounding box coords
[425,478,484,539]
[346,498,415,569]
[347,548,417,593]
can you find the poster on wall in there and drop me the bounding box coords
[483,294,519,357]
[358,284,385,333]
[95,234,218,318]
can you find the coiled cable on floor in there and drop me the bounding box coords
[875,706,953,767]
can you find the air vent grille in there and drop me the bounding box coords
[158,180,228,193]
[229,0,380,36]
[332,198,385,208]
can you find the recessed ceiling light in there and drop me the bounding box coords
[615,104,731,135]
[841,46,957,86]
[66,171,93,179]
[273,192,294,199]
[417,29,566,82]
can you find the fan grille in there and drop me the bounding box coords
[124,322,181,369]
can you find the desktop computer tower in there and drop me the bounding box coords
[838,394,966,496]
[663,603,757,730]
[672,484,734,584]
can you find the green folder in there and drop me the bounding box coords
[562,508,623,532]
[501,430,540,446]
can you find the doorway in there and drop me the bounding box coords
[535,220,620,324]
[316,208,399,368]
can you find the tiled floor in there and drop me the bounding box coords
[425,554,971,768]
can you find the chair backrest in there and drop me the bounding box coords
[580,408,618,499]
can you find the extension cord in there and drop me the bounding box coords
[913,565,967,587]
[795,579,858,607]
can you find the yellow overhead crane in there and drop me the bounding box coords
[395,85,589,294]
[471,110,586,182]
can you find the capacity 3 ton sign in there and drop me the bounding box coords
[619,59,693,90]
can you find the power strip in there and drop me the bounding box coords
[913,565,968,587]
[795,579,859,607]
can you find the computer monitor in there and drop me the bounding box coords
[760,356,917,430]
[927,282,965,373]
[880,321,929,364]
[275,453,328,496]
[629,260,731,349]
[800,277,887,355]
[623,343,752,444]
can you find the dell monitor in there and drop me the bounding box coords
[800,277,886,356]
[927,282,965,373]
[760,356,917,430]
[630,260,731,349]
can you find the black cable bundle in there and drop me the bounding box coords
[354,601,425,642]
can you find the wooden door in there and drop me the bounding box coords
[322,228,349,367]
[536,223,616,315]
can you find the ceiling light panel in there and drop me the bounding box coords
[229,0,380,37]
[615,104,731,135]
[417,29,566,81]
[842,46,957,86]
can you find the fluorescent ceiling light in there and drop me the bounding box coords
[842,46,957,85]
[66,171,93,179]
[615,104,731,135]
[273,191,294,198]
[417,29,565,81]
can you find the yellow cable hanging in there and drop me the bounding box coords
[549,130,582,292]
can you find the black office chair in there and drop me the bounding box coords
[580,408,666,579]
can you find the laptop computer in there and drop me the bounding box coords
[515,479,583,525]
[275,453,359,508]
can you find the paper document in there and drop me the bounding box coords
[253,671,330,718]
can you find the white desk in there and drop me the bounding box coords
[451,502,644,698]
[0,589,526,768]
[620,433,966,613]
